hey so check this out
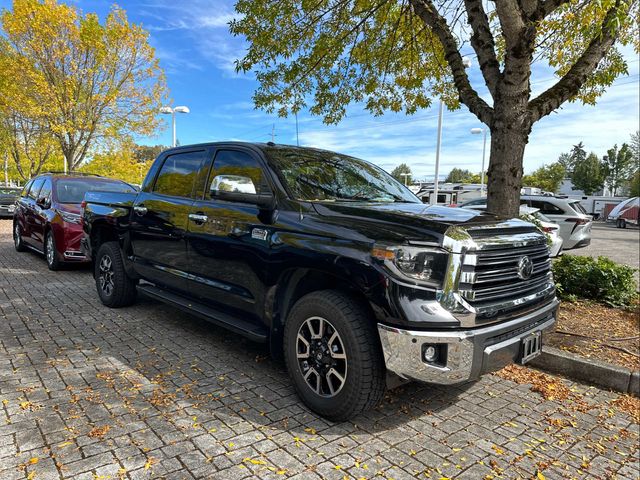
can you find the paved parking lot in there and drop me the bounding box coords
[0,219,638,480]
[569,222,639,270]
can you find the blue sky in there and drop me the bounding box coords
[2,0,638,179]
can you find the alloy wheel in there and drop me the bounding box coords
[46,234,55,266]
[296,316,348,397]
[14,224,21,247]
[98,254,115,297]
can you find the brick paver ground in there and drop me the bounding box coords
[0,219,638,480]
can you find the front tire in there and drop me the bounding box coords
[283,290,385,421]
[45,231,61,271]
[13,222,26,252]
[95,242,137,308]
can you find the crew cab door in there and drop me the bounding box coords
[129,148,207,294]
[186,147,272,323]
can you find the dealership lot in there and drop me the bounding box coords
[0,220,637,480]
[569,222,640,271]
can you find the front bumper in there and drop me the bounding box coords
[378,299,558,384]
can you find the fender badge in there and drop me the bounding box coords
[251,228,268,241]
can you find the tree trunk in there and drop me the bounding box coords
[485,102,531,218]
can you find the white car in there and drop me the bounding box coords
[458,201,563,257]
[520,195,592,249]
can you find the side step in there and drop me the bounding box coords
[137,283,268,343]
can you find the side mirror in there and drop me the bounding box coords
[210,174,275,209]
[36,197,51,209]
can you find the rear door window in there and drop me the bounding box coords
[570,201,588,215]
[529,200,564,215]
[153,150,206,198]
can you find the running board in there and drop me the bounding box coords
[137,283,268,343]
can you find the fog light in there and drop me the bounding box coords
[424,345,437,362]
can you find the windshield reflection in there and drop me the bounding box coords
[263,146,420,204]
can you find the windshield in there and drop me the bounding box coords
[55,179,136,204]
[263,146,420,203]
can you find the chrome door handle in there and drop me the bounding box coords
[189,213,208,224]
[133,206,148,216]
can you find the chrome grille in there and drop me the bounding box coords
[459,242,552,304]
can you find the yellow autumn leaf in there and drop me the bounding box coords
[27,472,36,480]
[491,445,505,455]
[536,472,546,480]
[29,457,39,464]
[276,470,286,475]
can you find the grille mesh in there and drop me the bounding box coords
[459,242,552,304]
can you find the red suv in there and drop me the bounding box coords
[13,173,136,270]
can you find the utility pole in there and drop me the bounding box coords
[433,100,444,205]
[270,124,276,143]
[3,151,8,185]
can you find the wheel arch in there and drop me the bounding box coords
[268,263,384,359]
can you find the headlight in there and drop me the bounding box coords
[58,210,81,224]
[372,245,449,287]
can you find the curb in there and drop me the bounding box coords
[529,345,640,397]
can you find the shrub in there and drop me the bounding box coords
[552,255,638,307]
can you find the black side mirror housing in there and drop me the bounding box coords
[213,190,275,209]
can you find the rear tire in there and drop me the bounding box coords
[45,231,61,271]
[283,290,385,421]
[95,241,137,308]
[620,219,627,229]
[13,222,26,252]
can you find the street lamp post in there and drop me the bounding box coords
[433,57,472,205]
[400,172,411,186]
[471,127,488,195]
[160,106,190,147]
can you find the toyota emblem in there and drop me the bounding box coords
[517,256,534,280]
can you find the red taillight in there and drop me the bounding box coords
[542,226,556,233]
[449,203,458,208]
[564,217,589,225]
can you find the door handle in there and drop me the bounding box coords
[189,213,208,224]
[133,205,148,216]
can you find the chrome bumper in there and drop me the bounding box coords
[378,299,558,384]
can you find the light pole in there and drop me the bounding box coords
[433,57,472,205]
[160,105,190,147]
[400,172,411,186]
[471,127,488,195]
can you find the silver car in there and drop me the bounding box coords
[521,195,592,249]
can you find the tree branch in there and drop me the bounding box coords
[408,0,494,125]
[463,0,501,98]
[528,0,624,122]
[534,0,573,20]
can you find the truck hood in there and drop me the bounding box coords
[311,202,527,244]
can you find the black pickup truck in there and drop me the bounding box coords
[82,142,558,420]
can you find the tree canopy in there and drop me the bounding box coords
[445,168,481,183]
[0,0,168,173]
[232,0,638,216]
[602,144,634,196]
[390,163,412,184]
[572,152,606,195]
[522,162,566,193]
